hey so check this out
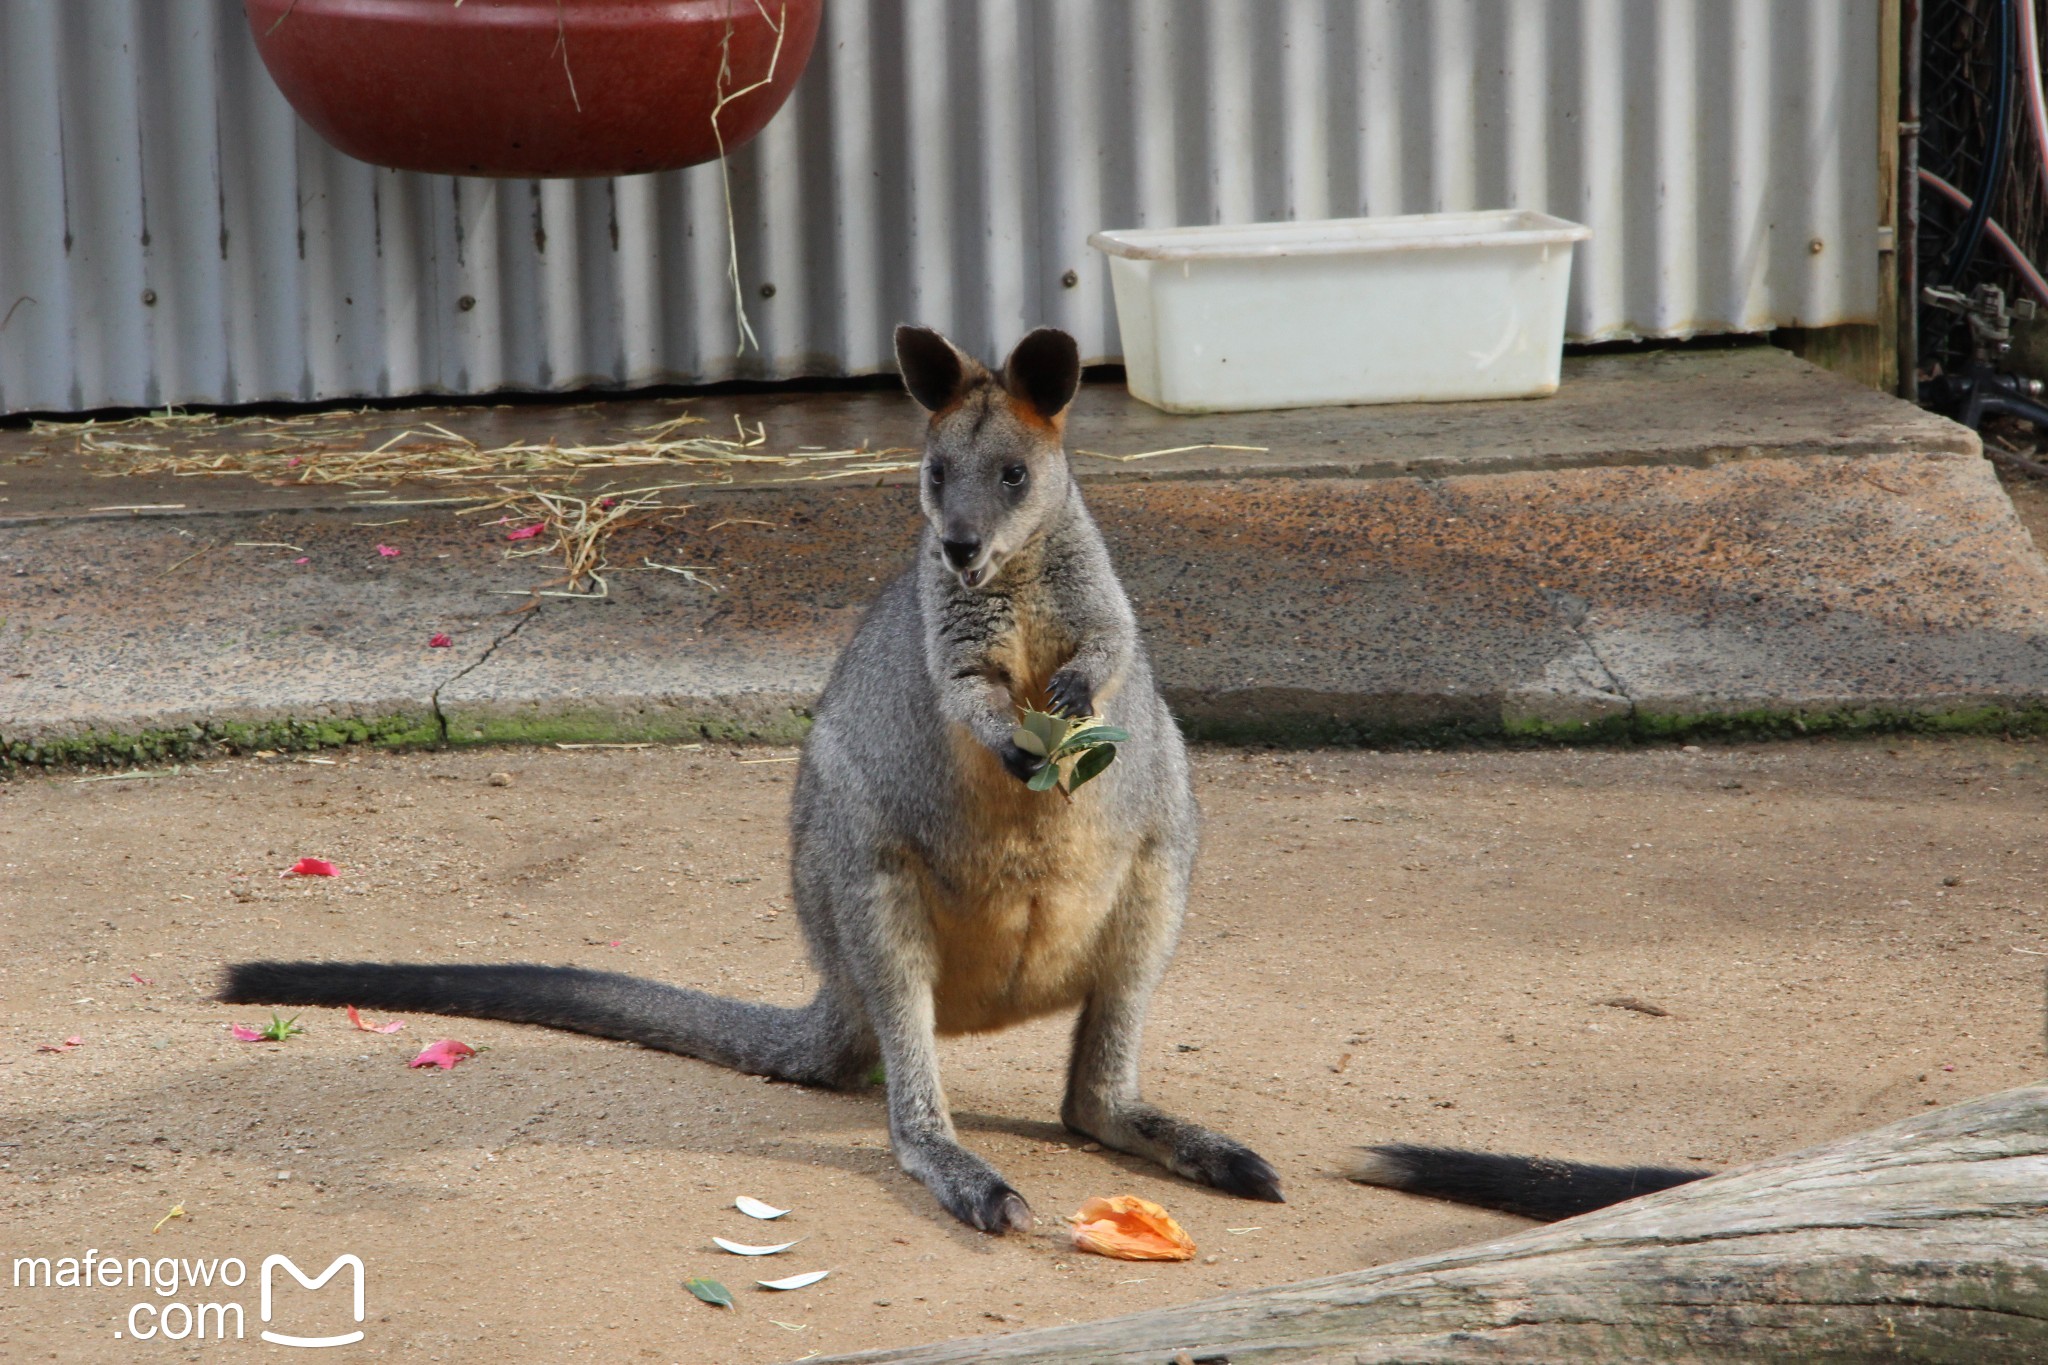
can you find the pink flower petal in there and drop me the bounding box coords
[428,633,453,648]
[282,857,338,878]
[36,1035,83,1053]
[376,544,401,558]
[347,1005,404,1035]
[286,457,303,467]
[293,557,310,565]
[228,1024,267,1042]
[505,523,546,541]
[409,1039,476,1070]
[130,971,154,986]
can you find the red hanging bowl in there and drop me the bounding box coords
[242,0,822,178]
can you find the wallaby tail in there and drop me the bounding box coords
[1346,1143,1711,1222]
[219,960,874,1088]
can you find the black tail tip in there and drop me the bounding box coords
[216,960,287,1004]
[1344,1141,1711,1221]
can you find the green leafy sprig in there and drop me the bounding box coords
[254,1012,305,1042]
[1011,707,1130,795]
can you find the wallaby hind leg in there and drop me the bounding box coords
[1060,841,1284,1203]
[846,867,1032,1234]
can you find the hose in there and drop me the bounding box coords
[2022,0,2048,191]
[1918,168,2048,303]
[1944,0,2013,284]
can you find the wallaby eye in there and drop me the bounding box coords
[927,462,945,486]
[1001,465,1028,488]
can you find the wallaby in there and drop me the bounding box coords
[221,325,1282,1233]
[1346,1144,1710,1221]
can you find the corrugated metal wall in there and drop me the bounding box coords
[0,0,1881,415]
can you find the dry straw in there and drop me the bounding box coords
[40,404,916,600]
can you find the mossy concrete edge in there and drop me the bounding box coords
[9,695,2047,776]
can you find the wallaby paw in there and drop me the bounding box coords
[940,1175,1034,1234]
[1213,1145,1286,1203]
[1045,669,1094,720]
[1183,1138,1286,1203]
[984,1187,1035,1234]
[907,1138,1035,1233]
[998,740,1049,785]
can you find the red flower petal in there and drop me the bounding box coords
[428,633,453,648]
[409,1039,476,1070]
[130,971,154,986]
[505,523,546,541]
[282,857,338,878]
[228,1025,267,1042]
[347,1005,404,1035]
[376,544,401,557]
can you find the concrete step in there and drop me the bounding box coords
[3,348,2043,766]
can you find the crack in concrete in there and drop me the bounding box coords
[1542,587,1635,717]
[428,606,542,742]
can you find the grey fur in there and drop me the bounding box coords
[220,326,1280,1233]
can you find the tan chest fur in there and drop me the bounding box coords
[921,594,1129,1035]
[985,577,1068,713]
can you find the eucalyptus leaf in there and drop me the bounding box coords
[757,1270,831,1291]
[686,1277,735,1309]
[1013,705,1129,794]
[1068,744,1117,790]
[1056,725,1129,753]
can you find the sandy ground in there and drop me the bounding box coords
[1998,460,2048,551]
[3,738,2046,1362]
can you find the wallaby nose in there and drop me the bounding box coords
[942,535,981,569]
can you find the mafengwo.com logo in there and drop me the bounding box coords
[10,1248,366,1347]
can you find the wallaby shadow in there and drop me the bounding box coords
[12,1037,1175,1243]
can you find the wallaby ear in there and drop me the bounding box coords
[1001,327,1081,422]
[895,325,974,413]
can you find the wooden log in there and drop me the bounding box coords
[812,1083,2048,1363]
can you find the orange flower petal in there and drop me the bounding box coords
[1065,1194,1197,1261]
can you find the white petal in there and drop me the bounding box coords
[713,1237,800,1256]
[757,1270,830,1291]
[735,1196,789,1220]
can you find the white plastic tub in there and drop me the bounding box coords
[1088,209,1591,413]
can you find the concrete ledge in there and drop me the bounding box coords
[0,346,1978,524]
[8,440,2044,768]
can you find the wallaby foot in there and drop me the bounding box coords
[1065,1099,1284,1203]
[896,1129,1034,1233]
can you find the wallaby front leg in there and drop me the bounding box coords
[1045,632,1129,720]
[936,669,1044,784]
[851,870,1033,1233]
[1060,847,1284,1203]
